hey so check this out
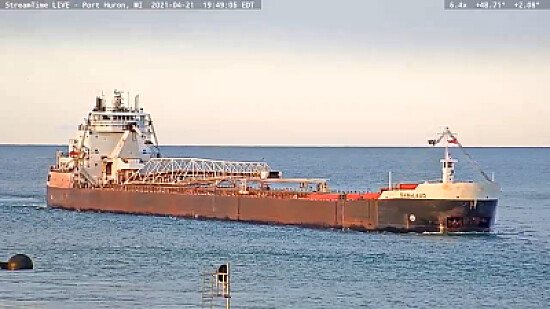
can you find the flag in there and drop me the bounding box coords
[428,139,437,146]
[448,138,459,144]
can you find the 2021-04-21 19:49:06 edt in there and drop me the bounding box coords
[150,1,257,9]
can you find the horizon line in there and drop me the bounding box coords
[1,143,549,148]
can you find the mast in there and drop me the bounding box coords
[429,126,495,183]
[430,127,458,183]
[440,131,458,183]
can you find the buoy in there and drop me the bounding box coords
[0,254,34,270]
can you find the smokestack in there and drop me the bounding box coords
[95,96,104,111]
[135,95,140,111]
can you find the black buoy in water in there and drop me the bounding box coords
[0,254,33,270]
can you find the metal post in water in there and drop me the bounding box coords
[202,262,231,309]
[225,262,230,309]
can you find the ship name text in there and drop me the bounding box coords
[399,192,427,199]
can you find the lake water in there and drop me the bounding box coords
[0,146,548,308]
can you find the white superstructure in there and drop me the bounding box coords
[56,90,160,186]
[53,90,277,188]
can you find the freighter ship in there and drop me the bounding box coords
[47,90,501,233]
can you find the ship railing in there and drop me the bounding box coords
[385,179,443,190]
[421,179,443,184]
[49,165,72,173]
[102,184,314,199]
[420,178,475,184]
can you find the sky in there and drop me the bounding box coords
[0,0,549,146]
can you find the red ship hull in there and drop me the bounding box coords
[47,185,497,233]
